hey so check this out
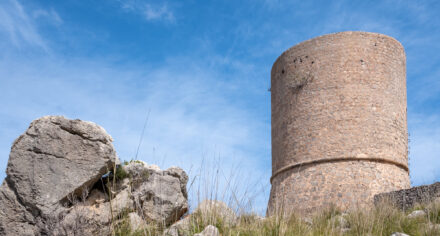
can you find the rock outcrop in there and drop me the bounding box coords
[0,116,118,235]
[53,160,189,235]
[0,116,189,235]
[163,216,191,236]
[124,160,189,226]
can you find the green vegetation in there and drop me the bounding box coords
[115,165,129,181]
[114,159,149,181]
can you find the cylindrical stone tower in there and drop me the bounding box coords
[268,31,410,215]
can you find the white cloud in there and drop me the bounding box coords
[33,8,63,26]
[121,0,175,23]
[144,4,174,22]
[0,0,47,50]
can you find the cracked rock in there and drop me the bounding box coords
[125,160,189,226]
[0,116,118,235]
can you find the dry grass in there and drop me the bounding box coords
[108,159,440,236]
[111,199,440,235]
[167,201,439,236]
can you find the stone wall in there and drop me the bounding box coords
[374,182,440,210]
[268,31,410,215]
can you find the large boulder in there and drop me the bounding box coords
[0,116,189,235]
[124,160,189,226]
[0,116,118,235]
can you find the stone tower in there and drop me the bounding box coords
[268,31,410,215]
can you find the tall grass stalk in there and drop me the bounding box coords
[107,157,440,235]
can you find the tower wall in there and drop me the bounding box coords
[268,31,410,215]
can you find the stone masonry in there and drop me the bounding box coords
[267,31,410,215]
[374,182,440,210]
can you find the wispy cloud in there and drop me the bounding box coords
[33,8,63,26]
[0,0,47,50]
[144,4,174,22]
[121,0,175,23]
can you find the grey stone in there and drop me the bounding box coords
[163,227,180,236]
[52,180,134,235]
[111,188,134,215]
[6,116,118,216]
[163,216,191,236]
[52,202,113,236]
[196,200,237,226]
[125,161,188,226]
[128,212,146,232]
[0,116,189,235]
[0,116,118,235]
[407,210,426,219]
[374,182,440,210]
[0,181,38,236]
[194,225,219,236]
[390,233,410,236]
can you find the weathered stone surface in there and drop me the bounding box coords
[52,175,134,235]
[128,212,146,232]
[52,202,113,236]
[196,200,237,226]
[194,225,219,236]
[374,182,440,210]
[407,210,426,219]
[125,160,189,226]
[111,188,134,214]
[52,160,189,235]
[0,181,37,236]
[0,116,189,235]
[6,116,118,216]
[0,116,118,235]
[163,216,191,236]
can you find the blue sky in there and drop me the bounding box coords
[0,0,439,213]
